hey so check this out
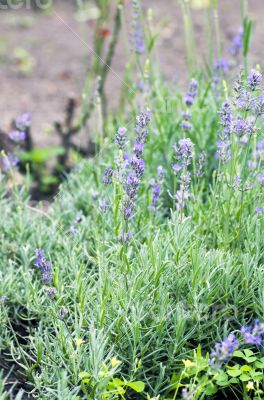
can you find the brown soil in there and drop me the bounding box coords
[0,0,263,147]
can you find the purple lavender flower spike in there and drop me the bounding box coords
[133,141,145,157]
[115,127,127,150]
[257,172,264,186]
[157,165,164,183]
[215,140,231,163]
[34,248,52,284]
[178,138,195,164]
[99,198,110,211]
[102,167,114,185]
[118,232,132,244]
[196,151,206,177]
[219,101,232,138]
[210,333,239,369]
[8,130,26,143]
[44,286,57,299]
[229,28,243,56]
[131,0,145,55]
[131,156,145,178]
[256,207,263,215]
[16,113,31,131]
[248,69,262,91]
[175,186,190,210]
[241,320,264,345]
[1,153,19,172]
[125,171,140,199]
[180,120,193,131]
[150,184,161,211]
[184,79,198,107]
[124,199,135,220]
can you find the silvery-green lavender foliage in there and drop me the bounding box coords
[0,69,263,400]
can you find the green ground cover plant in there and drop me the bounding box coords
[0,1,263,399]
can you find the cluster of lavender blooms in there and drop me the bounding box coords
[34,248,56,299]
[1,114,31,173]
[210,319,264,369]
[180,79,198,132]
[241,319,264,345]
[8,113,30,143]
[131,0,145,55]
[171,138,194,210]
[149,165,164,211]
[102,110,151,242]
[210,334,239,369]
[0,151,19,172]
[232,175,253,192]
[215,69,264,165]
[196,151,206,177]
[123,110,151,222]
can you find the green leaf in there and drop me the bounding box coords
[127,381,145,393]
[79,372,91,380]
[215,371,229,386]
[246,357,257,363]
[244,349,254,357]
[227,369,242,377]
[229,378,239,384]
[239,374,251,382]
[233,350,245,358]
[19,146,65,163]
[240,365,252,372]
[112,378,125,387]
[254,361,264,368]
[205,383,217,395]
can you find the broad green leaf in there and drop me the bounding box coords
[205,383,217,395]
[244,349,254,357]
[254,361,264,368]
[233,350,245,358]
[245,357,257,363]
[112,378,125,387]
[240,365,252,372]
[127,381,145,393]
[227,369,242,377]
[239,374,251,382]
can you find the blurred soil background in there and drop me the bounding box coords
[0,0,263,146]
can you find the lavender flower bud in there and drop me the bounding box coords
[215,140,231,163]
[150,183,161,211]
[196,151,206,177]
[115,127,127,149]
[157,165,164,183]
[130,156,145,178]
[257,172,264,186]
[16,113,31,131]
[180,120,193,131]
[184,79,198,107]
[131,0,145,55]
[241,320,264,345]
[8,130,26,142]
[102,167,114,185]
[248,69,262,91]
[34,248,53,284]
[210,333,239,369]
[118,232,132,244]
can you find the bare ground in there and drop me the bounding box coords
[0,0,263,146]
